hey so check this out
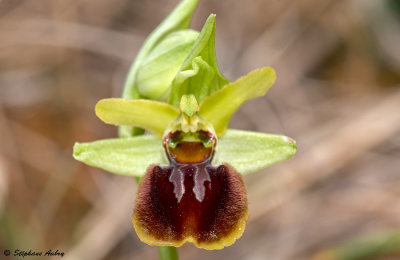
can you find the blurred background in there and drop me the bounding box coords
[1,0,400,259]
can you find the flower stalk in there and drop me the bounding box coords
[158,246,178,260]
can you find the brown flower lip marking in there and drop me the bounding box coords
[132,130,248,249]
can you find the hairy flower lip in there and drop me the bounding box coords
[133,163,248,250]
[133,113,248,249]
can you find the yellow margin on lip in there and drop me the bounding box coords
[132,208,249,250]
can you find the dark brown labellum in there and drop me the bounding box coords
[132,130,248,249]
[133,163,247,249]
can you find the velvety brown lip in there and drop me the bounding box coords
[133,129,248,249]
[133,163,248,249]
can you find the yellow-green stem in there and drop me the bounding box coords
[158,246,179,260]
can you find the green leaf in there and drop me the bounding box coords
[120,0,199,137]
[73,135,166,177]
[168,14,229,107]
[199,67,276,136]
[213,129,296,175]
[96,99,179,138]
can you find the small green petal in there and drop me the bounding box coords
[213,129,296,175]
[199,67,276,136]
[96,99,179,137]
[168,14,229,107]
[73,135,166,177]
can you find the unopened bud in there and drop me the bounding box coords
[136,30,199,101]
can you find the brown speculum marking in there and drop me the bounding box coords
[133,130,248,249]
[164,130,216,202]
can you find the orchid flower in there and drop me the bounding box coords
[73,0,296,251]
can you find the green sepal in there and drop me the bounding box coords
[73,135,166,177]
[199,67,276,136]
[213,129,296,175]
[136,30,199,101]
[73,129,296,177]
[122,0,199,100]
[168,14,229,107]
[120,0,199,137]
[96,99,179,138]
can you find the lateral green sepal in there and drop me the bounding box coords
[213,129,296,175]
[73,135,166,177]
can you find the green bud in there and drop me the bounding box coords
[136,30,199,101]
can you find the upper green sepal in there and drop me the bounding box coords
[136,30,199,101]
[122,0,199,100]
[168,14,229,107]
[120,0,199,137]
